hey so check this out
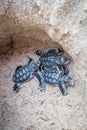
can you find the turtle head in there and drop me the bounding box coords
[59,56,70,65]
[63,75,72,84]
[28,57,40,70]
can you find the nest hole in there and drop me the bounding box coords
[0,27,72,60]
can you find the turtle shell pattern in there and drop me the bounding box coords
[42,68,60,84]
[39,52,59,67]
[13,65,33,83]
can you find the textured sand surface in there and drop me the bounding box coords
[0,0,87,130]
[0,41,87,130]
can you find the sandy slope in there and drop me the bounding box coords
[0,40,86,130]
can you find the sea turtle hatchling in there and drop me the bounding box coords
[34,66,72,95]
[36,48,70,74]
[13,57,40,92]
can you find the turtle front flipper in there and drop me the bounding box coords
[56,80,68,95]
[15,65,22,72]
[33,72,46,92]
[13,83,21,93]
[36,50,43,56]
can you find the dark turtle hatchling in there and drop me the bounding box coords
[34,66,72,95]
[36,48,70,73]
[13,57,40,92]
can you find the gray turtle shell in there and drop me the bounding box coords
[13,65,32,83]
[42,68,60,84]
[39,52,59,67]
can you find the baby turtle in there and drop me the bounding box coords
[13,57,40,92]
[36,48,70,73]
[34,66,72,95]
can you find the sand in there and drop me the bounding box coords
[0,40,86,130]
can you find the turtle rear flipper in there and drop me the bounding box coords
[13,83,21,93]
[56,81,68,95]
[33,72,46,92]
